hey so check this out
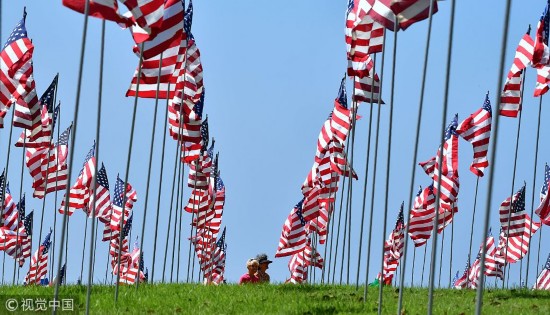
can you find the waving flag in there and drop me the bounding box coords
[59,142,96,215]
[24,229,51,285]
[353,59,384,104]
[346,0,384,75]
[0,14,34,77]
[453,256,470,289]
[367,0,438,32]
[533,1,550,67]
[420,115,460,205]
[497,220,541,263]
[62,0,133,26]
[86,163,112,223]
[536,164,550,225]
[120,0,164,41]
[275,200,307,257]
[456,93,492,177]
[109,175,138,233]
[499,185,530,237]
[534,253,550,290]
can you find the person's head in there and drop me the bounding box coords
[246,258,259,275]
[255,253,272,272]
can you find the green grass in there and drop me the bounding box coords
[1,284,550,314]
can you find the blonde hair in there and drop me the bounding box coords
[247,259,259,268]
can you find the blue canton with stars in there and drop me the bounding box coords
[216,227,226,251]
[3,18,28,50]
[541,1,550,46]
[395,202,404,230]
[201,117,209,148]
[336,76,348,109]
[346,0,354,16]
[482,92,492,116]
[545,253,550,270]
[295,198,306,226]
[215,175,224,192]
[41,230,52,255]
[512,185,526,213]
[444,114,458,140]
[52,105,60,133]
[122,214,133,239]
[24,211,33,236]
[56,126,71,147]
[17,194,25,223]
[542,163,549,196]
[113,176,125,208]
[40,75,58,112]
[97,164,110,190]
[78,142,95,177]
[193,88,205,120]
[184,0,194,42]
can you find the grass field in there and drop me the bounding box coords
[1,283,549,314]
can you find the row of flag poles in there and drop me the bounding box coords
[273,0,550,305]
[1,0,550,313]
[0,0,228,296]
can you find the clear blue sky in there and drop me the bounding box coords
[1,1,549,288]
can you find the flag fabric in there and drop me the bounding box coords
[24,230,51,285]
[62,0,133,26]
[109,214,132,258]
[419,115,460,205]
[346,0,384,74]
[5,210,33,266]
[496,220,541,263]
[499,185,529,237]
[367,0,438,32]
[275,200,307,257]
[120,0,164,42]
[58,143,96,216]
[86,163,112,223]
[483,234,504,279]
[456,93,492,177]
[500,32,534,117]
[287,251,308,284]
[109,175,138,232]
[453,256,470,289]
[536,163,550,225]
[0,15,34,77]
[353,63,384,104]
[533,1,550,67]
[534,253,550,290]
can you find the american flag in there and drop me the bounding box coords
[109,214,133,258]
[192,175,225,235]
[62,0,133,26]
[353,58,384,104]
[535,163,550,224]
[24,229,51,285]
[303,237,324,269]
[306,202,329,244]
[533,1,550,67]
[456,92,492,177]
[59,142,96,215]
[453,256,470,289]
[6,209,33,266]
[346,0,384,74]
[499,185,530,237]
[329,141,358,180]
[534,253,550,290]
[496,220,541,263]
[331,80,353,146]
[31,125,71,199]
[15,75,59,148]
[275,199,307,257]
[109,175,138,232]
[182,116,208,163]
[483,234,504,279]
[314,114,334,163]
[367,0,438,32]
[287,251,308,284]
[120,0,164,42]
[420,115,460,206]
[0,14,34,77]
[86,163,112,223]
[56,263,66,286]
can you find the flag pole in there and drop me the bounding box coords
[54,0,91,306]
[79,219,89,282]
[339,157,351,285]
[169,149,183,282]
[475,0,512,312]
[175,162,186,282]
[524,94,543,287]
[50,77,61,280]
[187,154,202,282]
[325,191,336,283]
[501,102,523,289]
[438,219,446,288]
[321,202,333,284]
[85,18,106,314]
[354,57,376,289]
[161,145,179,283]
[331,162,348,284]
[427,0,457,309]
[377,20,398,315]
[396,0,436,309]
[150,83,171,283]
[344,96,358,285]
[136,49,165,288]
[466,177,480,288]
[13,136,26,285]
[421,241,428,287]
[114,40,144,301]
[362,37,386,301]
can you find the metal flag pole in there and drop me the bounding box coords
[50,102,62,279]
[13,135,26,284]
[150,83,171,282]
[176,162,186,282]
[162,143,179,283]
[339,149,352,285]
[325,192,336,283]
[501,107,523,289]
[53,0,91,309]
[169,151,183,282]
[136,49,165,287]
[377,22,397,315]
[437,219,446,288]
[427,0,457,312]
[466,178,480,288]
[85,19,106,315]
[524,95,543,287]
[331,156,348,284]
[114,40,144,301]
[475,1,512,313]
[321,202,333,284]
[396,0,436,310]
[363,30,387,302]
[187,155,203,282]
[448,207,456,288]
[354,54,376,289]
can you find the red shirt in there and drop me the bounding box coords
[239,273,259,284]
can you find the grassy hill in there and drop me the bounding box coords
[1,284,549,314]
